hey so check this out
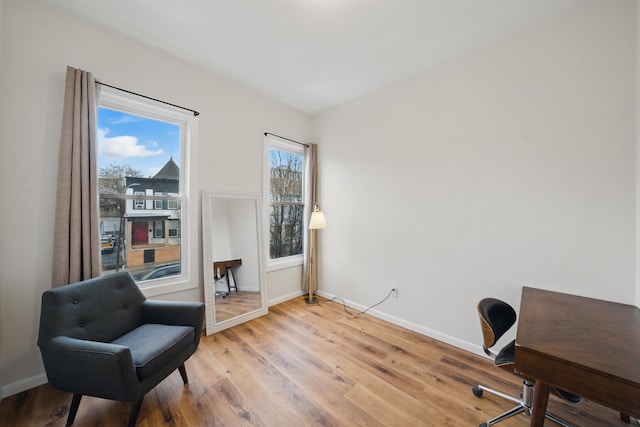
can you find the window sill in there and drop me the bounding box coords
[267,256,303,272]
[138,277,198,297]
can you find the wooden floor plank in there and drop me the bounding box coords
[0,296,634,426]
[241,322,380,426]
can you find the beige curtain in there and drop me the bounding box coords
[301,143,318,292]
[51,66,101,287]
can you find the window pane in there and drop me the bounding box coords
[168,220,180,237]
[134,192,144,209]
[154,194,163,210]
[154,221,164,238]
[269,148,303,203]
[269,147,304,259]
[97,107,183,282]
[269,203,304,258]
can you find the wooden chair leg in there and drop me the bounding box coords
[128,397,144,427]
[178,364,188,384]
[66,394,82,426]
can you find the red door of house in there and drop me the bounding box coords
[132,222,149,245]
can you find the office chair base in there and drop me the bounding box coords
[473,381,572,427]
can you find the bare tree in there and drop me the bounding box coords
[99,163,143,195]
[269,150,304,258]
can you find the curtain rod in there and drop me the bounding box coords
[96,81,200,117]
[264,132,309,148]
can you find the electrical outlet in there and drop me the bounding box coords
[391,286,399,297]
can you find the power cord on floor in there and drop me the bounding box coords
[329,288,395,317]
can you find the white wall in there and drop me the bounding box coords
[0,0,311,397]
[314,0,637,352]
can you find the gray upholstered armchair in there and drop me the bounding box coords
[37,272,204,427]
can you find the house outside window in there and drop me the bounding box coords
[97,88,194,290]
[264,135,305,270]
[121,158,182,271]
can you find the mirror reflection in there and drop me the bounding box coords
[202,191,267,334]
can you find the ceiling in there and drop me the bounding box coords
[46,0,587,114]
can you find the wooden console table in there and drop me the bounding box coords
[515,287,640,426]
[213,259,242,293]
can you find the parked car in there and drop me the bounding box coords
[137,262,181,281]
[100,235,114,254]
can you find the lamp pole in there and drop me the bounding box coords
[306,227,318,305]
[305,205,326,305]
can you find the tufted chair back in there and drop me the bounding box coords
[39,272,146,345]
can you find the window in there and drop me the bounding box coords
[97,87,194,291]
[134,192,145,209]
[168,220,180,237]
[264,135,305,268]
[153,221,165,239]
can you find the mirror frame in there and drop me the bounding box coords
[202,190,268,334]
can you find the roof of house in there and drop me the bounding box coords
[153,157,179,180]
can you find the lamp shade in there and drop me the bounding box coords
[309,209,327,230]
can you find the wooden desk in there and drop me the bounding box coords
[213,259,242,293]
[515,287,640,426]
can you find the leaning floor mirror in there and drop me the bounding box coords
[202,190,268,334]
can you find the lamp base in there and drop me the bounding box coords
[304,296,319,305]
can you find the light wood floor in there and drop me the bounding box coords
[215,291,261,322]
[0,296,634,426]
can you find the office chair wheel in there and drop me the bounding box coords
[472,386,483,397]
[479,423,488,427]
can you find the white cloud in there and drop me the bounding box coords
[109,115,144,125]
[98,128,163,158]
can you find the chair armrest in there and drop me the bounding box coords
[142,300,204,336]
[39,336,140,401]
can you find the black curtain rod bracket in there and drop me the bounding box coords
[264,132,309,148]
[96,81,199,117]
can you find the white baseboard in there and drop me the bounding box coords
[316,290,484,357]
[268,289,304,306]
[1,373,47,399]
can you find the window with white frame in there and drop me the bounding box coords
[134,192,145,209]
[154,194,163,210]
[153,221,165,239]
[264,135,305,268]
[97,88,192,287]
[168,220,180,237]
[167,198,179,210]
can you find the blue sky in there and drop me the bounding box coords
[98,107,181,177]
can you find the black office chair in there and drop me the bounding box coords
[472,298,581,427]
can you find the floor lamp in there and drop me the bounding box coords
[306,204,327,305]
